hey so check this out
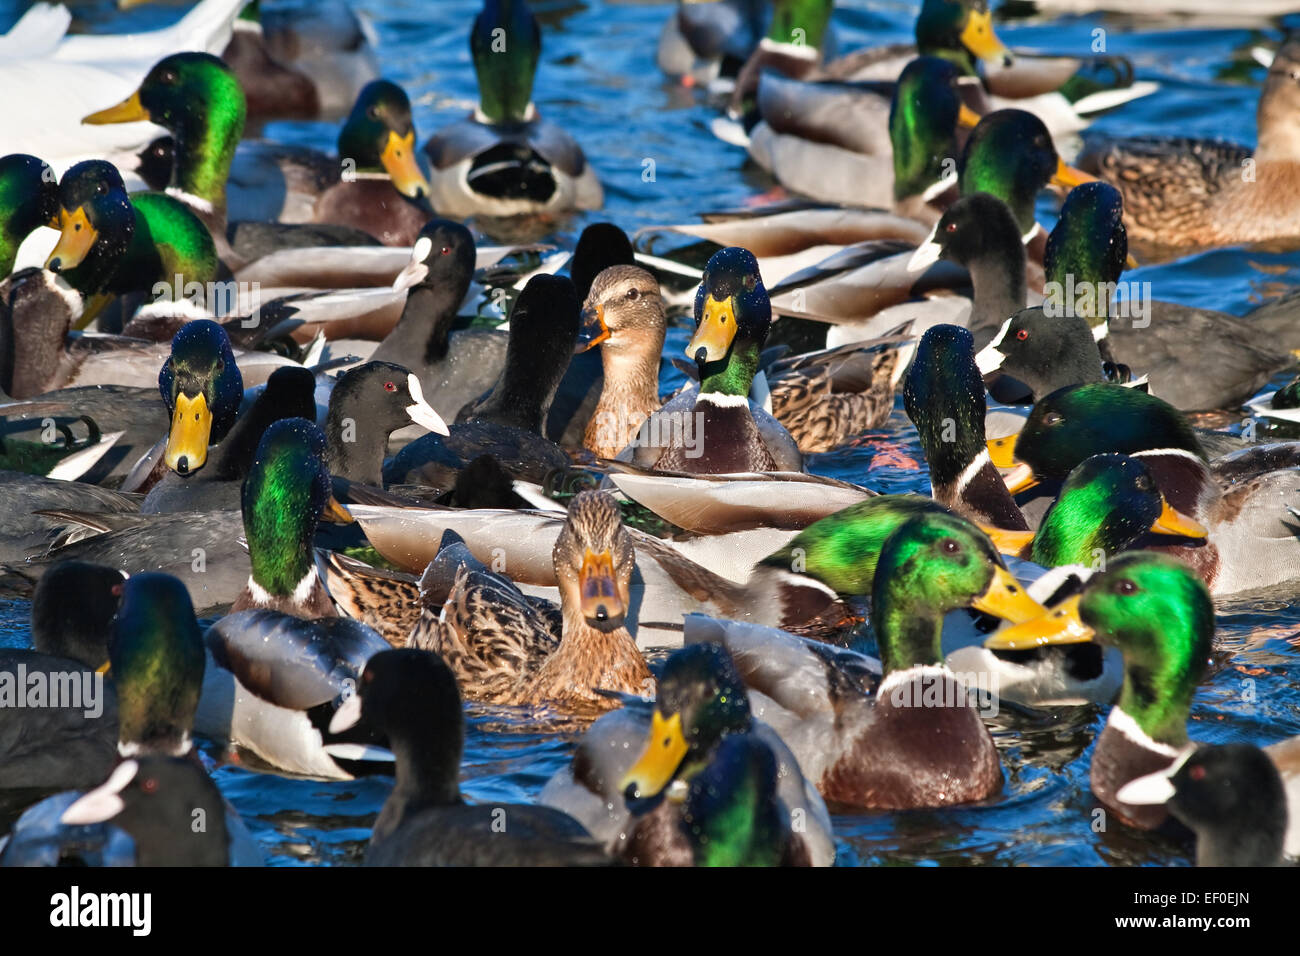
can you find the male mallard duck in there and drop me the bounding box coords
[632,247,802,473]
[685,511,1046,809]
[742,56,979,213]
[43,160,217,324]
[0,0,242,171]
[221,0,381,122]
[83,53,432,252]
[978,181,1291,409]
[0,153,59,276]
[422,0,603,218]
[1084,36,1300,255]
[408,490,652,715]
[990,384,1300,595]
[725,0,1154,137]
[656,0,769,88]
[384,273,579,488]
[541,640,835,866]
[323,648,610,864]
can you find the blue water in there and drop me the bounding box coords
[4,0,1300,865]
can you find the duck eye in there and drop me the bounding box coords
[160,69,177,84]
[1043,411,1064,426]
[945,221,958,233]
[368,105,380,119]
[940,538,960,555]
[1135,475,1152,492]
[1015,329,1028,341]
[1113,578,1138,596]
[440,247,450,256]
[626,287,639,301]
[383,381,397,392]
[141,777,159,794]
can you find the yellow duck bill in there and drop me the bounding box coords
[381,130,431,199]
[984,593,1093,650]
[686,294,738,364]
[163,392,212,475]
[620,709,688,800]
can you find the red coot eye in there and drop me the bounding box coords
[1016,329,1029,341]
[141,778,158,794]
[440,247,450,256]
[1190,765,1206,781]
[383,381,397,392]
[945,222,958,233]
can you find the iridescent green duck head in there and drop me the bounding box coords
[687,246,770,396]
[242,417,346,603]
[0,154,58,275]
[157,319,244,476]
[109,572,206,756]
[766,0,835,51]
[44,160,135,295]
[1030,454,1208,568]
[915,0,1012,74]
[889,56,982,201]
[959,109,1095,235]
[338,80,430,199]
[84,52,246,212]
[903,323,989,493]
[471,0,541,125]
[987,551,1213,747]
[621,642,752,806]
[990,384,1206,494]
[1044,180,1130,327]
[871,512,1045,675]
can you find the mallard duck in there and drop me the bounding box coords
[83,53,433,253]
[221,0,380,122]
[990,383,1300,595]
[725,0,1154,137]
[684,511,1046,809]
[408,490,651,714]
[141,363,318,513]
[42,160,217,324]
[979,181,1292,410]
[421,0,603,219]
[0,0,242,171]
[742,56,980,213]
[0,153,59,276]
[656,0,769,87]
[1084,36,1300,254]
[1119,744,1290,867]
[384,273,579,488]
[320,648,609,864]
[541,640,835,866]
[632,247,802,473]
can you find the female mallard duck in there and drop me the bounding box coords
[541,640,835,866]
[1085,36,1300,254]
[408,490,652,715]
[630,247,802,473]
[43,160,217,325]
[1120,743,1291,867]
[83,53,433,252]
[421,0,603,219]
[978,181,1292,410]
[985,555,1218,827]
[323,648,610,865]
[0,153,58,277]
[684,511,1046,809]
[991,383,1300,595]
[384,273,578,488]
